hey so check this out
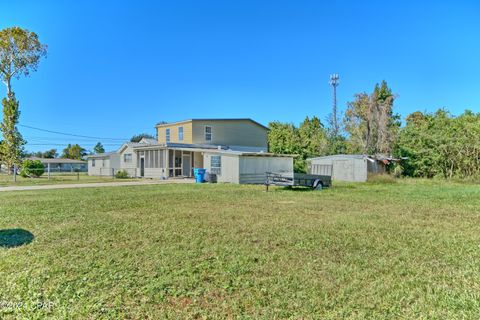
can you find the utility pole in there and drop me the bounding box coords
[329,74,340,136]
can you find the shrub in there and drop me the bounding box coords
[20,160,45,178]
[115,170,129,179]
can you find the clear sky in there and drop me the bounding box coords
[1,1,479,152]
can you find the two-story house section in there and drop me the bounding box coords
[87,118,293,184]
[156,119,269,152]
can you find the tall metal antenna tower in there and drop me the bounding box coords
[329,74,340,136]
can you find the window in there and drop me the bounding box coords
[210,155,221,175]
[124,153,132,163]
[178,126,184,141]
[205,126,212,141]
[166,128,170,143]
[92,159,95,167]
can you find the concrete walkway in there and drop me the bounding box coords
[0,179,194,192]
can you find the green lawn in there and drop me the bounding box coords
[0,173,140,187]
[1,181,480,318]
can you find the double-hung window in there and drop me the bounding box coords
[205,126,212,141]
[166,128,170,143]
[178,127,184,141]
[211,155,221,175]
[92,159,96,167]
[124,153,132,163]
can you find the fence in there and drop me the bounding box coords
[309,164,333,176]
[1,165,114,184]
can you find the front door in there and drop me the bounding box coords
[182,155,191,177]
[140,158,145,177]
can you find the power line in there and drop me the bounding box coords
[19,124,129,141]
[27,143,122,146]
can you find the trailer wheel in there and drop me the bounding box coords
[313,179,323,190]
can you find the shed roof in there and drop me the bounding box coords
[307,154,367,161]
[307,154,403,162]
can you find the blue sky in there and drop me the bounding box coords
[1,1,479,152]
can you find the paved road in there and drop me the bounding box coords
[0,179,194,192]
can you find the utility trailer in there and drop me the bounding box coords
[265,171,332,191]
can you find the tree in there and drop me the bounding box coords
[268,117,329,172]
[30,148,57,158]
[268,121,303,171]
[61,144,87,160]
[42,148,57,158]
[0,27,47,171]
[93,142,105,154]
[396,109,480,179]
[0,27,47,96]
[20,159,44,177]
[0,94,25,170]
[298,116,328,157]
[130,133,155,143]
[344,81,399,155]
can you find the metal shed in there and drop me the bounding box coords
[307,154,402,182]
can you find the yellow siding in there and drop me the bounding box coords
[157,122,193,144]
[191,120,268,148]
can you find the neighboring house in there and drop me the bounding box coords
[87,152,120,176]
[26,157,87,172]
[307,154,400,182]
[87,119,293,184]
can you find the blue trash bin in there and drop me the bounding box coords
[195,168,206,183]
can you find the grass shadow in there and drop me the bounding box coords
[0,229,34,248]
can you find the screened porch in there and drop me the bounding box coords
[135,148,201,179]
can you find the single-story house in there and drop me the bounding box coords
[25,157,87,172]
[87,119,294,184]
[307,154,400,182]
[87,152,121,176]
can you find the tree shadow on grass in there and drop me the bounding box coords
[0,229,34,248]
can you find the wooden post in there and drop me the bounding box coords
[47,163,51,180]
[13,164,16,182]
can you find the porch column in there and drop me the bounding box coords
[165,148,169,178]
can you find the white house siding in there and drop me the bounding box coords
[203,153,240,183]
[88,154,121,176]
[119,145,138,177]
[239,156,293,184]
[193,152,204,169]
[110,155,121,171]
[308,155,367,182]
[144,168,168,179]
